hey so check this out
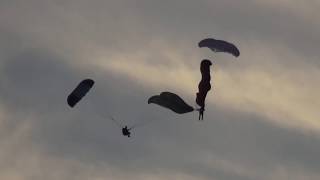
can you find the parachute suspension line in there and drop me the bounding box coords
[108,115,123,129]
[94,107,124,129]
[85,100,124,129]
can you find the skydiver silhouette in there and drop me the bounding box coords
[122,126,131,137]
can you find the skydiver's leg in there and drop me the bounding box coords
[200,107,204,120]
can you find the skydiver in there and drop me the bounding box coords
[122,126,131,137]
[198,107,205,120]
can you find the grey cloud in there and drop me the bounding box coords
[1,0,320,180]
[2,48,320,179]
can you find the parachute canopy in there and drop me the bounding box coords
[196,59,212,108]
[67,79,94,107]
[148,92,194,114]
[198,38,240,57]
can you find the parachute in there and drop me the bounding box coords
[198,38,240,57]
[67,79,94,107]
[196,59,212,120]
[148,92,194,114]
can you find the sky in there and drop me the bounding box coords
[0,0,320,179]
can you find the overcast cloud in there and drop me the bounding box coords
[0,0,319,179]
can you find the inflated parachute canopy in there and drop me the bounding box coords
[67,79,94,108]
[199,38,240,57]
[148,92,194,114]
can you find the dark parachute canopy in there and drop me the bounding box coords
[196,59,212,108]
[148,92,194,114]
[199,38,240,57]
[196,59,212,120]
[67,79,94,107]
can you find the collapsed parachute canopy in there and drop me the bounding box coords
[199,38,240,57]
[67,79,94,107]
[196,59,212,108]
[148,92,194,114]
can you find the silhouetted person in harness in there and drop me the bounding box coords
[122,126,131,137]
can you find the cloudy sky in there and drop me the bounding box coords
[0,0,320,179]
